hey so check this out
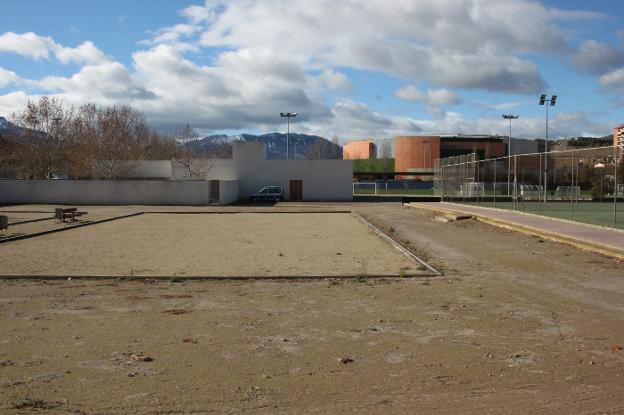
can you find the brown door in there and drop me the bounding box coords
[209,180,220,204]
[289,180,303,201]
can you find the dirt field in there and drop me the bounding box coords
[0,212,419,277]
[1,203,624,413]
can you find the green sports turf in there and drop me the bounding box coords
[458,200,624,229]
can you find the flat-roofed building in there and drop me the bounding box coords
[395,135,506,174]
[343,139,376,160]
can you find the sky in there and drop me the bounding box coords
[1,0,623,142]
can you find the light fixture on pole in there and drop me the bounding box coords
[538,94,557,202]
[502,114,519,196]
[280,112,297,160]
[594,162,605,202]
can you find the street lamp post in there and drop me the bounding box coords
[594,162,605,202]
[280,112,297,160]
[502,114,519,197]
[538,94,557,203]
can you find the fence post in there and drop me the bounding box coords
[571,153,574,221]
[507,155,511,196]
[615,146,619,229]
[494,159,497,207]
[513,155,518,210]
[538,153,542,214]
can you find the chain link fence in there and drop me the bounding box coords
[434,146,623,230]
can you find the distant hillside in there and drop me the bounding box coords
[554,136,613,148]
[0,116,27,138]
[186,132,342,159]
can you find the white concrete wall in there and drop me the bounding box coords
[0,180,212,205]
[171,159,238,181]
[120,161,172,179]
[218,180,239,205]
[232,160,353,201]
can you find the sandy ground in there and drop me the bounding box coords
[0,212,419,277]
[1,203,624,413]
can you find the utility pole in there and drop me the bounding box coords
[539,94,557,203]
[280,112,297,160]
[502,114,519,196]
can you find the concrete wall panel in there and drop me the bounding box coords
[219,180,239,205]
[0,180,212,206]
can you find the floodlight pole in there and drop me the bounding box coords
[280,112,298,160]
[539,95,557,203]
[502,114,519,196]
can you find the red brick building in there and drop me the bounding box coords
[343,139,376,160]
[395,135,506,173]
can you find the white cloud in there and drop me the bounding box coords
[0,67,21,87]
[395,86,461,106]
[309,69,352,92]
[0,32,109,65]
[55,41,109,65]
[0,31,54,60]
[129,44,329,129]
[35,61,155,104]
[572,40,624,75]
[189,0,605,94]
[0,91,33,118]
[599,68,624,88]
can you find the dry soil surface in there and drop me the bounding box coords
[0,212,418,277]
[1,203,624,414]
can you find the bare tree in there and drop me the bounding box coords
[12,97,73,179]
[174,124,215,180]
[8,97,194,179]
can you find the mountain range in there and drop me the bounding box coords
[185,132,342,159]
[0,117,26,137]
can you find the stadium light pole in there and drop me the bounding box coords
[539,94,557,203]
[280,112,297,160]
[502,114,519,196]
[594,162,605,202]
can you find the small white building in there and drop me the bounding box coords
[169,142,353,204]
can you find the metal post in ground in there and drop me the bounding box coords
[494,158,497,207]
[513,155,518,210]
[476,160,480,206]
[539,153,543,214]
[615,147,619,229]
[571,154,574,221]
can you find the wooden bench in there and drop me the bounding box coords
[55,208,87,222]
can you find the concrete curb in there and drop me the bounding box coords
[404,202,624,261]
[0,273,436,281]
[352,212,441,276]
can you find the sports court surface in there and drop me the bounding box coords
[0,212,422,277]
[460,200,624,229]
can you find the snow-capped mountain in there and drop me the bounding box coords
[186,132,342,159]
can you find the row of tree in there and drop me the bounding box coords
[0,97,180,179]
